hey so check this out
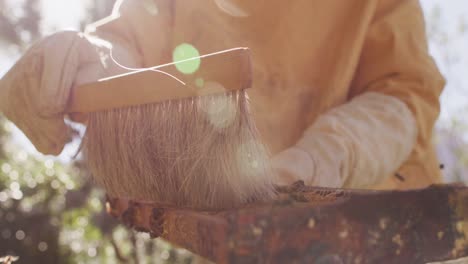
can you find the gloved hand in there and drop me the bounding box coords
[0,31,136,155]
[271,146,344,188]
[271,146,315,186]
[0,31,103,155]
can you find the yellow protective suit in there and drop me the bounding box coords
[86,0,445,189]
[0,0,445,190]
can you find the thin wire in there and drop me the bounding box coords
[108,47,247,82]
[109,48,186,85]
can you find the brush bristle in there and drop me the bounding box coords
[82,89,276,210]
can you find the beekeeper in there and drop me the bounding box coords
[0,0,445,190]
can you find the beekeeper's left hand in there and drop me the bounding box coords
[271,146,316,186]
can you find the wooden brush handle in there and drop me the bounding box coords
[67,47,252,115]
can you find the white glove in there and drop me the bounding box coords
[271,146,345,188]
[271,146,315,186]
[0,31,102,154]
[0,31,137,155]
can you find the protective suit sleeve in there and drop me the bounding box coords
[292,0,444,188]
[294,92,417,188]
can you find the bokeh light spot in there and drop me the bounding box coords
[88,247,97,257]
[195,77,205,88]
[1,163,12,174]
[143,0,159,15]
[198,82,237,129]
[50,217,60,227]
[46,168,55,177]
[77,217,88,226]
[161,250,170,260]
[11,190,23,200]
[173,43,201,75]
[10,182,20,191]
[51,180,60,189]
[36,174,45,184]
[71,241,82,253]
[15,151,28,162]
[0,192,7,202]
[236,141,267,177]
[38,242,48,252]
[27,179,37,189]
[65,182,75,190]
[15,230,25,240]
[9,170,19,180]
[45,159,54,169]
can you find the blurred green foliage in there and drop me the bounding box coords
[0,118,196,263]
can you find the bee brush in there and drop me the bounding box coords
[69,47,276,210]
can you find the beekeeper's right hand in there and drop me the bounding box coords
[0,31,138,155]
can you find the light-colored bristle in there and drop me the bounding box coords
[82,89,276,210]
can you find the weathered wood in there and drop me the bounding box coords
[107,183,468,263]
